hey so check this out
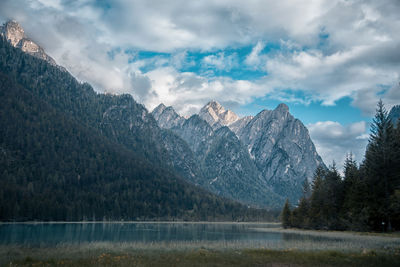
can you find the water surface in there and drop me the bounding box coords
[1,222,398,252]
[0,222,281,246]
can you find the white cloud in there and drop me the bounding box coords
[145,67,264,115]
[0,0,399,118]
[245,41,265,67]
[170,50,195,70]
[308,121,369,171]
[202,52,238,71]
[261,45,399,106]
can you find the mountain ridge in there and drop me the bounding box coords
[152,100,325,205]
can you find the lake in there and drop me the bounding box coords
[1,222,399,252]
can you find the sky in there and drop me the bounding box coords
[1,0,400,171]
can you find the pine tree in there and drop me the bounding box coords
[281,199,292,229]
[309,166,326,228]
[341,153,368,230]
[364,100,396,231]
[324,163,344,229]
[296,197,310,228]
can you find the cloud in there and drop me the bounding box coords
[245,41,265,67]
[0,0,399,118]
[352,83,400,116]
[261,44,399,107]
[308,121,369,171]
[145,67,264,115]
[170,51,195,70]
[202,52,238,71]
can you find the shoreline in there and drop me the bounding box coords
[0,221,281,225]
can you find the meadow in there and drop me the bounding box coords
[1,226,400,266]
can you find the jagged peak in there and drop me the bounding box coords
[199,100,239,126]
[152,103,167,113]
[1,20,26,47]
[275,103,289,113]
[1,19,59,67]
[151,103,168,121]
[204,100,223,110]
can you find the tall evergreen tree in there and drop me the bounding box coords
[324,163,344,229]
[364,100,396,231]
[281,199,292,229]
[341,153,368,230]
[309,166,326,228]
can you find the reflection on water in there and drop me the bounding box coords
[0,222,328,246]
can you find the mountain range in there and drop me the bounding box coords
[152,99,325,206]
[1,19,360,222]
[0,20,277,221]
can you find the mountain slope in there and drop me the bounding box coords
[160,129,205,186]
[202,126,282,206]
[154,101,324,206]
[237,103,325,202]
[0,30,171,169]
[152,105,283,207]
[229,116,254,136]
[0,35,274,221]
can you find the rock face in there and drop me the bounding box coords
[201,126,281,206]
[229,116,254,135]
[152,104,282,207]
[160,129,205,185]
[237,103,324,201]
[0,20,57,66]
[152,101,324,206]
[199,101,239,129]
[152,104,185,129]
[389,105,400,127]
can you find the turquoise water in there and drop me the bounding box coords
[0,222,295,246]
[1,222,398,252]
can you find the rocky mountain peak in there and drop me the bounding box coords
[152,99,325,206]
[1,20,25,47]
[199,100,239,128]
[206,100,223,110]
[0,20,58,66]
[275,103,289,113]
[151,103,184,129]
[151,103,167,120]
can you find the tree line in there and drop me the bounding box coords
[282,101,400,231]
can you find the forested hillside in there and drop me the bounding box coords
[282,101,400,231]
[0,36,275,222]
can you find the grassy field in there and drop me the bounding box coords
[2,247,400,267]
[1,226,400,266]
